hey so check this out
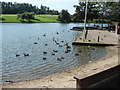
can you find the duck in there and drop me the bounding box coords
[43,57,47,60]
[45,44,47,46]
[75,53,79,56]
[61,57,65,59]
[34,42,37,44]
[59,45,62,47]
[24,53,29,57]
[43,52,47,54]
[53,50,58,52]
[65,50,68,53]
[53,37,55,41]
[79,50,82,52]
[66,46,71,48]
[56,32,59,34]
[5,80,14,83]
[57,58,62,61]
[16,54,20,57]
[61,41,64,43]
[56,42,59,45]
[43,34,46,36]
[51,52,55,55]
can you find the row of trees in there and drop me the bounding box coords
[0,2,59,15]
[58,2,120,23]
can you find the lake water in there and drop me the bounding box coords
[1,23,107,83]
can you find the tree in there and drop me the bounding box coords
[107,2,120,23]
[17,12,35,22]
[58,9,71,23]
[72,2,99,22]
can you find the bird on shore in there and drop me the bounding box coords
[88,40,91,42]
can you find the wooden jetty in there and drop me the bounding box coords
[72,30,118,46]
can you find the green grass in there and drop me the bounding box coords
[0,14,60,23]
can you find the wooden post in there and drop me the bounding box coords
[85,30,88,40]
[98,36,100,42]
[115,23,118,34]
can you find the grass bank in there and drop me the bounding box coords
[0,14,60,23]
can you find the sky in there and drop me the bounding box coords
[1,0,79,14]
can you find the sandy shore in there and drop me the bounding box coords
[1,45,119,88]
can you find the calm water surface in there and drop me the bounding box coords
[1,23,107,83]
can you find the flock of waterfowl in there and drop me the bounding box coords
[15,31,74,61]
[15,30,95,62]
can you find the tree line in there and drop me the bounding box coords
[0,1,59,15]
[59,2,120,23]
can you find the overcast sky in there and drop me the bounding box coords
[1,0,79,14]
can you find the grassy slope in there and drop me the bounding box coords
[0,14,60,23]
